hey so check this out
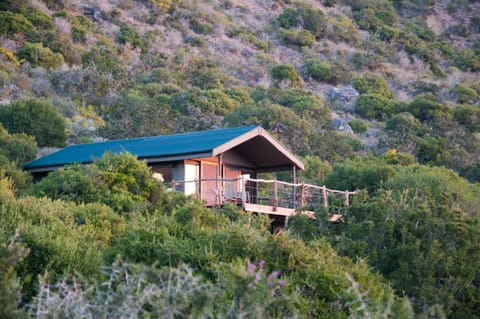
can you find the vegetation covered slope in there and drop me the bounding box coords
[0,0,479,318]
[0,0,479,178]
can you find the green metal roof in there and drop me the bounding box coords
[24,126,259,171]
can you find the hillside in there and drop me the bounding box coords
[0,0,480,318]
[0,0,479,179]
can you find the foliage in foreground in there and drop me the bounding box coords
[0,152,412,317]
[288,158,480,317]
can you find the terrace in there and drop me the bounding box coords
[171,177,356,223]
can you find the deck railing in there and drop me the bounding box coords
[170,177,356,215]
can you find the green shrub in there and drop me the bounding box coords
[30,152,165,213]
[271,64,302,88]
[352,74,393,98]
[329,16,360,45]
[81,42,125,78]
[277,5,326,38]
[324,156,397,195]
[0,231,29,319]
[190,18,214,35]
[0,47,19,66]
[17,42,64,69]
[0,99,66,147]
[305,60,333,82]
[0,157,33,192]
[297,155,332,185]
[453,104,480,132]
[320,163,480,315]
[170,88,240,116]
[117,23,146,51]
[382,149,415,165]
[450,83,478,103]
[41,0,65,9]
[348,119,368,133]
[26,31,82,65]
[305,60,349,85]
[407,93,453,122]
[22,7,54,30]
[146,0,180,12]
[278,8,300,29]
[356,94,403,120]
[349,0,397,30]
[0,124,37,165]
[454,49,480,72]
[71,16,94,43]
[353,8,380,31]
[377,24,398,42]
[280,28,315,47]
[0,11,34,36]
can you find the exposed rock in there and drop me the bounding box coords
[331,118,354,134]
[331,85,359,101]
[82,6,104,23]
[330,85,359,112]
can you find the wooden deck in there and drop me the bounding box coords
[172,177,356,222]
[244,203,296,216]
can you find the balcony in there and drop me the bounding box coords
[170,177,356,222]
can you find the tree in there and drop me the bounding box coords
[0,99,66,147]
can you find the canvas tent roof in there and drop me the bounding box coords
[24,126,304,173]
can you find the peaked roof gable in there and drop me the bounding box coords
[24,126,304,172]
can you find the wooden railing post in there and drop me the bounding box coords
[322,186,328,208]
[300,182,305,208]
[273,179,278,211]
[344,191,350,206]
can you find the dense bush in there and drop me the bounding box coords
[0,11,34,36]
[348,0,398,31]
[145,0,180,12]
[99,92,173,139]
[290,161,480,316]
[29,152,164,213]
[348,119,368,133]
[22,7,54,30]
[0,99,66,147]
[352,74,393,98]
[17,42,64,69]
[323,156,397,193]
[279,28,315,47]
[454,49,480,72]
[81,41,125,78]
[0,230,29,319]
[450,83,478,103]
[117,23,147,51]
[407,93,453,123]
[454,104,480,132]
[26,31,82,65]
[277,4,326,38]
[0,124,37,165]
[355,94,404,120]
[328,16,360,45]
[271,64,302,88]
[382,112,423,152]
[304,60,349,85]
